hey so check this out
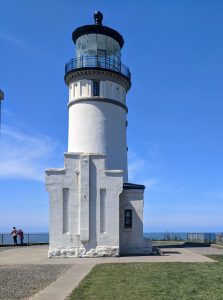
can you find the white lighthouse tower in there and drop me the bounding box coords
[46,12,152,257]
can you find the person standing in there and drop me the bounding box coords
[10,227,17,245]
[17,229,24,245]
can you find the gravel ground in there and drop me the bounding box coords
[0,264,70,300]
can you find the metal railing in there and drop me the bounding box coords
[144,232,217,242]
[187,233,216,243]
[0,233,49,245]
[216,234,223,245]
[65,56,131,81]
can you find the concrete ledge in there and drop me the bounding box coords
[211,244,223,249]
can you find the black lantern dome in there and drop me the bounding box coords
[72,11,124,48]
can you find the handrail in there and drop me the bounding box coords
[0,233,49,245]
[65,56,131,81]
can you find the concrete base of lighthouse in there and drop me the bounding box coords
[48,246,119,258]
[46,153,152,257]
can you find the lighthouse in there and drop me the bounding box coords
[46,12,152,257]
[67,11,129,182]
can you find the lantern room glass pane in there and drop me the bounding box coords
[97,34,106,50]
[76,34,121,62]
[87,34,97,52]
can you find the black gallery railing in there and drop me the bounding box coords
[65,56,131,81]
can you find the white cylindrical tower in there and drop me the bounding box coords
[65,12,131,181]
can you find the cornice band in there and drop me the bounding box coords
[68,97,128,113]
[65,68,131,91]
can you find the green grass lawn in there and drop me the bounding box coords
[206,255,223,262]
[69,259,223,300]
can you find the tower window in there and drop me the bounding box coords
[93,81,100,96]
[124,209,132,228]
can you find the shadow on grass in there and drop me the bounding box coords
[206,255,223,262]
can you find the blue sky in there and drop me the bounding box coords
[0,0,223,233]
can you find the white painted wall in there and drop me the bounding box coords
[69,80,126,104]
[46,153,124,257]
[119,189,152,255]
[46,153,151,257]
[68,101,128,181]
